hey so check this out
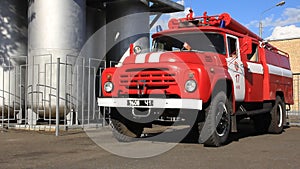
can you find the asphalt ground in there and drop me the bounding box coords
[1,121,300,169]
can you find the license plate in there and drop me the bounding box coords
[127,99,154,107]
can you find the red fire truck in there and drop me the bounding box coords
[98,11,293,146]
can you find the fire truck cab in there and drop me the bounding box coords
[98,12,293,147]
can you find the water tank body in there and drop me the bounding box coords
[28,0,86,117]
[0,0,28,118]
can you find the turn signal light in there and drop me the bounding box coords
[106,74,112,81]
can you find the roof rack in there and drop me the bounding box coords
[168,10,262,40]
[168,11,228,29]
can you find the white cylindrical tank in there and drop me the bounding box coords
[0,0,28,118]
[105,0,150,66]
[28,0,86,118]
[74,6,106,123]
[76,0,150,124]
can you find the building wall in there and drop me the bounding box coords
[270,38,300,113]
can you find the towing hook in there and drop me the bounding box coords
[131,107,151,118]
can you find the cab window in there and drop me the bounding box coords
[247,43,259,62]
[227,37,238,58]
[152,32,226,54]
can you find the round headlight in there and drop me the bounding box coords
[185,80,197,93]
[104,81,114,93]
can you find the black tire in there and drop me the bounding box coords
[268,96,286,134]
[111,118,144,142]
[199,92,232,147]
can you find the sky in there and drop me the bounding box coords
[151,0,300,40]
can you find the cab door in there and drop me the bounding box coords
[244,43,264,101]
[226,35,245,101]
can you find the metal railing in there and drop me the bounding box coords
[287,73,300,125]
[0,55,109,134]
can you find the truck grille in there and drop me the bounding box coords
[119,68,176,88]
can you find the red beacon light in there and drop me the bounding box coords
[186,8,194,20]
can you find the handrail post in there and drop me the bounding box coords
[56,58,60,136]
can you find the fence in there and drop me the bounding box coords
[288,73,300,125]
[1,56,300,135]
[0,55,112,134]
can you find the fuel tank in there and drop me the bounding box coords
[27,0,86,117]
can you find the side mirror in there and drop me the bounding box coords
[241,37,252,55]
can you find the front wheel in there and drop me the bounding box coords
[199,92,232,147]
[111,118,144,142]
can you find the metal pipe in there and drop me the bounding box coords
[88,59,91,125]
[8,60,11,127]
[1,59,4,128]
[1,95,3,129]
[36,63,40,121]
[20,64,24,124]
[81,59,85,128]
[76,65,79,125]
[92,67,96,120]
[50,57,53,126]
[31,59,34,127]
[56,58,60,136]
[1,98,3,128]
[24,64,28,126]
[98,71,104,127]
[13,62,17,120]
[70,63,73,125]
[43,62,47,121]
[64,58,67,130]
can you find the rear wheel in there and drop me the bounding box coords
[252,96,286,134]
[268,96,286,134]
[199,92,231,147]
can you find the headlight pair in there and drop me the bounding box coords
[104,79,197,93]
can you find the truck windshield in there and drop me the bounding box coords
[152,32,226,54]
